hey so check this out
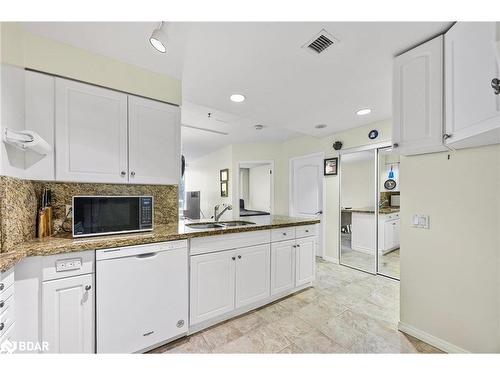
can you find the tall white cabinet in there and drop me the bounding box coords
[55,78,129,183]
[445,22,500,149]
[392,35,445,155]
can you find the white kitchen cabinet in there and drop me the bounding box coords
[445,22,500,149]
[55,78,128,183]
[295,237,315,287]
[235,244,270,308]
[393,35,445,155]
[190,250,236,325]
[42,273,94,353]
[381,219,400,254]
[270,240,295,296]
[128,96,180,185]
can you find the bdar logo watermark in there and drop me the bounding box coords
[0,340,49,354]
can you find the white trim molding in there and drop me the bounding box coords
[398,321,470,353]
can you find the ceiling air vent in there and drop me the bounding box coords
[303,29,338,55]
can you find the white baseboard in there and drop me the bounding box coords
[322,255,339,264]
[398,321,469,353]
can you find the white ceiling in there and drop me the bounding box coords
[22,22,452,160]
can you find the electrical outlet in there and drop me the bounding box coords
[65,205,72,217]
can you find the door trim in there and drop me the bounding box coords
[288,152,325,259]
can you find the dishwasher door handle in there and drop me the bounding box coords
[135,252,158,259]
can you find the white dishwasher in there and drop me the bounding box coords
[96,241,188,353]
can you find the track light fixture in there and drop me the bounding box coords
[150,22,168,53]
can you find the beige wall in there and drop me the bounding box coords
[340,156,375,209]
[185,145,233,220]
[0,22,181,105]
[400,145,500,353]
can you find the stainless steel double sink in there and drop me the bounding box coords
[185,220,256,230]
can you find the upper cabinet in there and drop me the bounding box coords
[392,35,445,155]
[55,78,128,183]
[393,22,500,155]
[128,96,180,185]
[55,77,180,184]
[445,22,500,149]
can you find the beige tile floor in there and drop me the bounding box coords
[148,259,442,354]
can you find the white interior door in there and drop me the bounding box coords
[290,154,324,257]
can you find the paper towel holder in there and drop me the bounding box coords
[3,128,52,155]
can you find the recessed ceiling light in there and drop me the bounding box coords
[356,108,372,116]
[230,94,246,103]
[315,124,327,129]
[150,22,168,53]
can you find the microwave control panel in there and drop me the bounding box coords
[140,197,153,229]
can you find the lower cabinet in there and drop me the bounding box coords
[190,250,237,325]
[235,244,270,308]
[42,273,94,353]
[190,244,271,325]
[295,237,315,287]
[270,240,295,296]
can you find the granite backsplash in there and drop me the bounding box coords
[0,176,178,253]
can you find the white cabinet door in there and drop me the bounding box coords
[393,35,445,155]
[383,221,395,251]
[190,250,236,325]
[445,22,500,149]
[295,238,315,287]
[392,219,400,248]
[55,78,128,183]
[235,244,270,308]
[42,274,94,353]
[128,96,180,185]
[24,71,55,180]
[270,240,295,296]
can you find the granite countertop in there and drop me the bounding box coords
[341,207,400,214]
[0,215,320,273]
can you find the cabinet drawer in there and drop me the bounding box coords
[0,267,14,293]
[190,230,271,256]
[0,298,15,338]
[295,225,317,238]
[271,228,295,242]
[42,250,94,281]
[0,285,14,314]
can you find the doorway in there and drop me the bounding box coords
[339,144,400,280]
[237,161,274,218]
[289,153,325,258]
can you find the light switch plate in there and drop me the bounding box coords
[412,214,429,229]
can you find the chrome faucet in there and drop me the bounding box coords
[214,204,232,222]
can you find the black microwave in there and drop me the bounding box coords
[72,196,154,238]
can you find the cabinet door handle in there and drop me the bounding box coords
[0,322,4,331]
[130,171,136,177]
[0,283,4,291]
[296,244,301,248]
[238,255,242,259]
[393,143,399,148]
[85,285,92,291]
[0,300,4,308]
[120,171,126,177]
[492,78,500,95]
[231,256,236,261]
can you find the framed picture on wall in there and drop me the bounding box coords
[220,168,229,182]
[220,181,228,197]
[324,157,338,176]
